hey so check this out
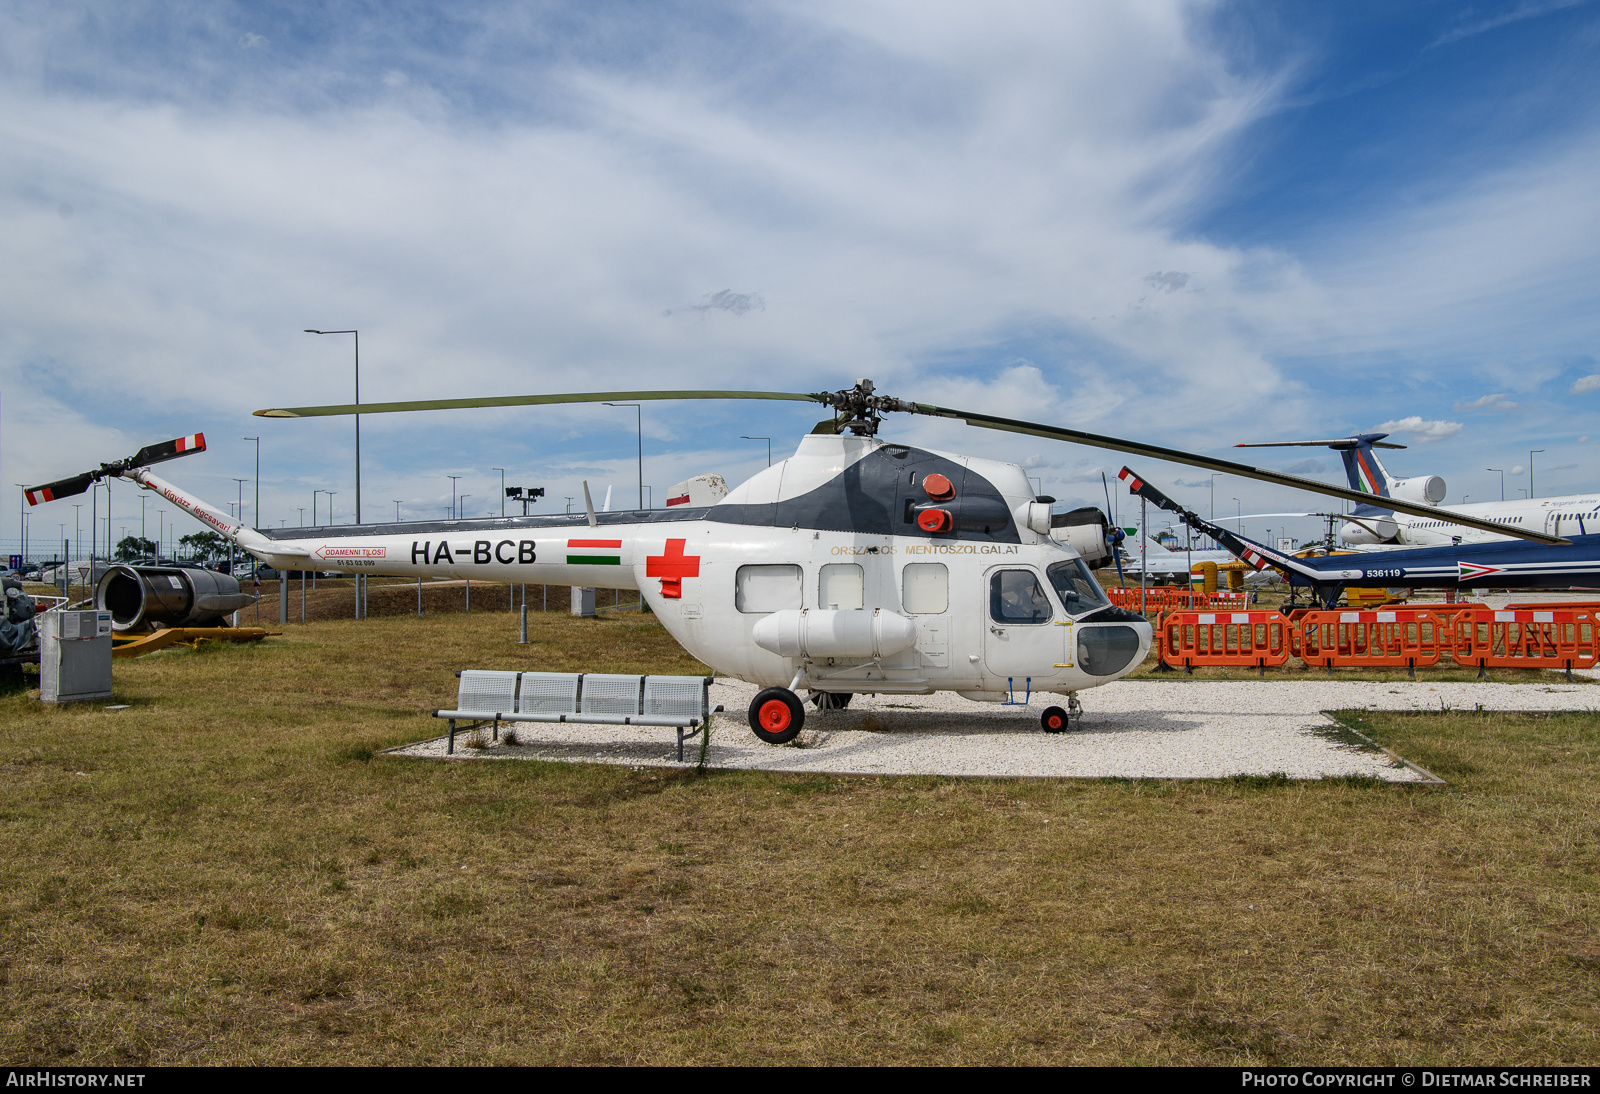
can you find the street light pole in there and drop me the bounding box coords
[304,329,360,523]
[242,435,259,530]
[448,476,461,519]
[603,402,643,509]
[232,479,247,577]
[492,468,505,516]
[395,501,402,522]
[741,436,772,467]
[1487,468,1504,501]
[1530,450,1545,498]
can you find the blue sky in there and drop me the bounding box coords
[3,0,1598,552]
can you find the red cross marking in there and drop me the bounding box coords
[646,538,701,599]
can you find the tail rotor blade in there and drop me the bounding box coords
[24,473,94,506]
[131,433,206,467]
[1101,471,1127,589]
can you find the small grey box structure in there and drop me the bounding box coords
[39,610,114,703]
[570,586,596,617]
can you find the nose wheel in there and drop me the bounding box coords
[1041,695,1083,734]
[749,687,805,744]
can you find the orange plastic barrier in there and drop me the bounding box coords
[1297,608,1455,670]
[1109,587,1249,614]
[1158,610,1291,671]
[1450,608,1600,675]
[1503,601,1600,611]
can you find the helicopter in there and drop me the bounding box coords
[24,381,1563,744]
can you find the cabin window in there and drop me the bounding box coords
[989,569,1052,625]
[735,564,802,614]
[1047,559,1110,617]
[901,563,949,614]
[818,564,864,610]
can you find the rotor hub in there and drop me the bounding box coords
[815,378,919,435]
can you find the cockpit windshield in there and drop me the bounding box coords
[1047,559,1110,617]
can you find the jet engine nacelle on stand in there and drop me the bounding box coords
[95,565,257,632]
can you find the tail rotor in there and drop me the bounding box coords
[1101,471,1128,589]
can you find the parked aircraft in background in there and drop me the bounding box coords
[1238,434,1598,548]
[1119,467,1600,608]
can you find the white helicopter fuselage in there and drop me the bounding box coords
[126,433,1152,699]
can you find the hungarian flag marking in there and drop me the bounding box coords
[567,538,622,566]
[1458,561,1508,582]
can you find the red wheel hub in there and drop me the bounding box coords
[1045,713,1063,730]
[758,699,792,732]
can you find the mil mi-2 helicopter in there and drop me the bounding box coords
[25,381,1561,743]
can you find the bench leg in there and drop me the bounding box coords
[677,721,706,763]
[448,719,456,755]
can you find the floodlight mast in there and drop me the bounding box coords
[304,329,359,523]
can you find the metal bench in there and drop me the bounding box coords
[433,670,722,761]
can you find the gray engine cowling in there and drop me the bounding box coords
[95,565,256,633]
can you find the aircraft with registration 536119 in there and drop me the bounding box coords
[24,381,1564,743]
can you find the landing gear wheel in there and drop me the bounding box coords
[750,687,805,745]
[1041,706,1070,734]
[811,692,852,711]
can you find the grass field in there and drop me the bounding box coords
[2,611,1597,1065]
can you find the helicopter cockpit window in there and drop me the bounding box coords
[989,569,1052,625]
[1047,559,1110,617]
[901,563,948,614]
[736,564,803,614]
[818,564,864,610]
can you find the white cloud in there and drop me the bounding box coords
[0,3,1597,541]
[1429,0,1589,48]
[1454,393,1518,411]
[1572,375,1600,394]
[1372,417,1464,444]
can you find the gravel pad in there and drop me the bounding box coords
[388,677,1597,781]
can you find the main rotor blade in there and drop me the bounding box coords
[131,433,206,467]
[1235,439,1407,450]
[255,390,827,418]
[910,403,1566,545]
[24,473,94,506]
